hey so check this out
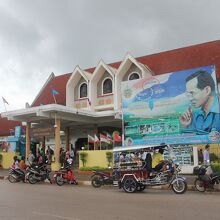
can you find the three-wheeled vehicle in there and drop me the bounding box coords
[113,146,187,194]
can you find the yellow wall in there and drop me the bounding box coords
[0,152,18,169]
[79,150,113,168]
[196,143,220,157]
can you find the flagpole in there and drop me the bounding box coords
[120,101,124,147]
[2,97,8,114]
[100,137,101,150]
[53,93,57,104]
[3,101,7,114]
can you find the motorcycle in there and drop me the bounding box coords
[91,169,118,188]
[8,168,25,183]
[26,162,52,184]
[54,165,78,186]
[194,165,220,192]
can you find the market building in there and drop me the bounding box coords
[1,40,220,172]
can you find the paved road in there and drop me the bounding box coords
[0,181,220,220]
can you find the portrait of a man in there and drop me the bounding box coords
[179,70,220,133]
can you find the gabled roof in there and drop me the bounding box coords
[91,59,116,81]
[0,116,22,136]
[32,40,220,107]
[32,72,71,107]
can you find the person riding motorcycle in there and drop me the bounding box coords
[63,152,77,184]
[152,148,168,172]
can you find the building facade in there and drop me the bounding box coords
[1,40,220,171]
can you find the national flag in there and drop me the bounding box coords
[2,97,9,105]
[87,98,91,106]
[113,133,122,143]
[52,89,59,95]
[107,133,113,143]
[88,135,95,144]
[94,134,100,143]
[100,134,109,143]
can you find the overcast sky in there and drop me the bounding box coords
[0,0,220,113]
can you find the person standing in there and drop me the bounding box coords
[70,147,75,160]
[203,144,210,165]
[27,151,35,166]
[198,149,203,164]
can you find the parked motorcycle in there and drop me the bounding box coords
[8,168,25,183]
[26,162,52,184]
[91,169,118,188]
[54,166,78,186]
[194,165,220,192]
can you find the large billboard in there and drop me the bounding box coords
[122,65,220,146]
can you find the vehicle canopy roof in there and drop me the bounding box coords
[113,143,168,152]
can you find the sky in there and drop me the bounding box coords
[0,0,220,113]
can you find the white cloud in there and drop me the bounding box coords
[0,0,220,112]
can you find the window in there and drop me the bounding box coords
[102,78,112,94]
[79,83,87,98]
[128,72,140,80]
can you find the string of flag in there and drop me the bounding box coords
[87,133,122,144]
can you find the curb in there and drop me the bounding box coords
[0,177,194,189]
[1,177,219,192]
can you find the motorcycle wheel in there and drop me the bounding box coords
[194,178,206,192]
[122,177,137,193]
[172,180,187,194]
[136,183,146,192]
[28,173,38,184]
[91,175,103,188]
[55,174,65,186]
[8,174,18,183]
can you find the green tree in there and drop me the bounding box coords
[79,151,88,167]
[106,151,113,167]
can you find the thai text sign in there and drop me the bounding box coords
[30,127,54,137]
[122,65,220,146]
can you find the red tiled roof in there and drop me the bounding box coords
[32,40,220,107]
[32,73,71,107]
[136,40,220,76]
[0,116,22,137]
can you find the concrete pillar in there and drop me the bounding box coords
[52,117,61,171]
[25,122,31,162]
[65,127,70,151]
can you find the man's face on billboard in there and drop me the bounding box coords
[186,77,210,108]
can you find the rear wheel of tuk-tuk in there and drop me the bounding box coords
[122,177,137,193]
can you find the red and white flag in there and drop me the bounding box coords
[100,134,109,143]
[87,98,91,106]
[107,133,113,143]
[94,134,100,143]
[88,135,95,144]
